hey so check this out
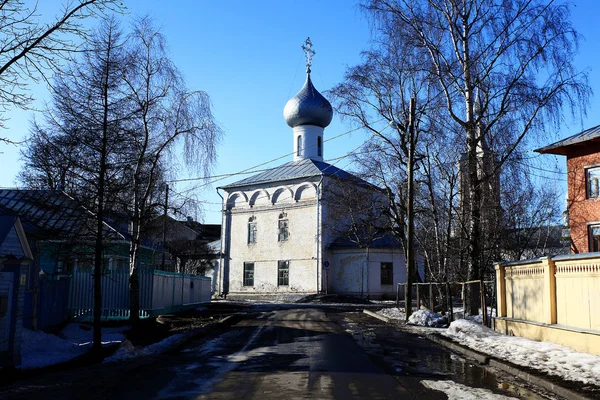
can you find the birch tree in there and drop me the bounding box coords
[361,0,589,313]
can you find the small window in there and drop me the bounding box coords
[318,136,322,157]
[589,225,600,252]
[587,167,600,198]
[243,262,254,286]
[381,262,393,285]
[278,219,289,241]
[278,260,289,286]
[248,222,257,244]
[297,135,302,156]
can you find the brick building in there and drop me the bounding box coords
[536,125,600,253]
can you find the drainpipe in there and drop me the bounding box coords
[216,187,225,297]
[316,176,323,293]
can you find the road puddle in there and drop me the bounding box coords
[349,327,553,400]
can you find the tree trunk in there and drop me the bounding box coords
[129,213,141,325]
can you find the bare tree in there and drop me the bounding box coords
[19,17,131,352]
[0,0,123,138]
[122,17,222,324]
[363,0,590,313]
[328,23,446,315]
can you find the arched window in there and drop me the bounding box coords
[297,135,302,156]
[317,136,322,157]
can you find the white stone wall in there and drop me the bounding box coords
[327,248,407,299]
[223,180,322,295]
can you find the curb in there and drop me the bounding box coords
[362,310,595,400]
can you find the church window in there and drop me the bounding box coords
[278,260,289,286]
[318,136,322,157]
[297,135,302,156]
[587,167,600,198]
[380,262,393,285]
[243,262,254,286]
[248,222,257,244]
[278,219,289,241]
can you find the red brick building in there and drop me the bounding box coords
[537,125,600,253]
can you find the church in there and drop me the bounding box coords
[216,39,409,300]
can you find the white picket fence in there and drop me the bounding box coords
[67,269,211,320]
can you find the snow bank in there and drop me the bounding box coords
[376,307,406,320]
[421,380,517,399]
[18,323,128,370]
[408,310,448,328]
[443,319,600,385]
[19,328,87,369]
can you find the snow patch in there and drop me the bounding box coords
[376,307,406,320]
[421,380,517,399]
[443,319,600,385]
[18,323,127,370]
[408,310,448,328]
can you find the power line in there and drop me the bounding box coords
[167,119,385,184]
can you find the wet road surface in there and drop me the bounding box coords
[0,305,556,399]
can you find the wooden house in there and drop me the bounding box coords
[0,216,33,367]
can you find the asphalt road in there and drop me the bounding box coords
[0,305,554,400]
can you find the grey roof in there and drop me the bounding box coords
[283,73,333,128]
[0,189,123,240]
[220,158,380,190]
[535,124,600,155]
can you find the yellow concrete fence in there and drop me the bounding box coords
[495,253,600,355]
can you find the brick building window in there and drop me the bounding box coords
[587,167,600,198]
[248,222,257,244]
[278,260,289,286]
[380,262,393,285]
[243,262,254,286]
[589,225,600,252]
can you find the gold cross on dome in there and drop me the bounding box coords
[302,37,316,74]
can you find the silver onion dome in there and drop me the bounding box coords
[283,74,333,128]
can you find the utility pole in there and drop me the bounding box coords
[161,184,169,271]
[405,97,416,321]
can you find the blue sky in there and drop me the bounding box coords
[1,0,599,224]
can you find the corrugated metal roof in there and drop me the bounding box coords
[535,124,600,155]
[0,189,123,240]
[220,158,380,190]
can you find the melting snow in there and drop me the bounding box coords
[19,323,127,370]
[422,380,517,399]
[375,307,406,320]
[443,319,600,386]
[409,310,448,327]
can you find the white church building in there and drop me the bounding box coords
[216,40,409,300]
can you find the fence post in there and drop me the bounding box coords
[396,283,401,307]
[494,263,506,318]
[416,284,420,310]
[540,256,557,324]
[429,283,434,311]
[480,279,487,326]
[446,282,453,322]
[461,283,466,317]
